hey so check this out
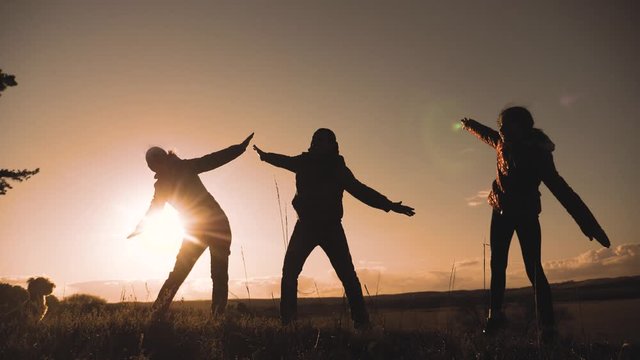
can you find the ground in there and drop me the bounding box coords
[1,276,638,359]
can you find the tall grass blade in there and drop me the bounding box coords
[274,177,288,252]
[241,245,251,303]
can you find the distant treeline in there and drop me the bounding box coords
[294,275,640,312]
[175,275,640,316]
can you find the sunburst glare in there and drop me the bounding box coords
[131,205,185,255]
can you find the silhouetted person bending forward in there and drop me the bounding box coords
[129,133,254,321]
[461,107,609,339]
[254,128,415,328]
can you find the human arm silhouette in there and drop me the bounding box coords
[127,221,147,239]
[460,118,501,148]
[126,201,165,239]
[186,133,254,173]
[539,152,610,248]
[343,167,415,216]
[253,145,301,173]
[126,182,167,239]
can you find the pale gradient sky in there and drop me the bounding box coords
[1,1,638,301]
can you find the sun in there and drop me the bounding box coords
[134,205,185,255]
[117,199,190,278]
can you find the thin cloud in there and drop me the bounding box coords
[466,190,490,207]
[543,243,639,281]
[456,259,480,268]
[352,268,468,294]
[67,280,164,302]
[0,276,30,286]
[52,244,640,302]
[0,275,61,297]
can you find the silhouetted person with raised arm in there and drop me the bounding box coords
[460,107,610,340]
[128,133,254,321]
[253,128,415,329]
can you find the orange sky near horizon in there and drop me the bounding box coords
[1,1,638,301]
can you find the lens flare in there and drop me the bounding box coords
[137,205,185,254]
[452,122,463,132]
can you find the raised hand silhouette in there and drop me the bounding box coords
[240,133,254,149]
[252,144,266,159]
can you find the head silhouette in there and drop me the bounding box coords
[146,146,169,173]
[309,128,339,155]
[498,106,534,142]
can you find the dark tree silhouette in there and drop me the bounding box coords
[0,168,41,195]
[0,69,18,95]
[1,69,40,195]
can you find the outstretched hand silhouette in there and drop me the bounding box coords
[460,117,475,128]
[126,231,141,239]
[252,144,266,159]
[126,229,141,239]
[240,133,254,149]
[589,228,611,248]
[126,222,144,239]
[390,201,415,216]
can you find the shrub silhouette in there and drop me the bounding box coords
[61,294,107,314]
[0,277,55,322]
[44,294,61,314]
[0,283,29,318]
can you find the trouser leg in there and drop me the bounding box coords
[198,211,233,316]
[151,239,206,319]
[280,221,316,323]
[320,224,369,325]
[489,210,515,318]
[209,239,231,316]
[516,215,554,327]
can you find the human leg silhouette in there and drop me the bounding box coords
[486,210,515,333]
[209,239,231,317]
[151,238,206,320]
[515,215,554,329]
[489,211,515,318]
[319,224,369,327]
[280,221,317,324]
[197,219,233,317]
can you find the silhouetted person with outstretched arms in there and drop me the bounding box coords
[253,128,415,329]
[128,133,254,321]
[460,107,609,340]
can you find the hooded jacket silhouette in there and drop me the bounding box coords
[462,109,609,338]
[260,151,394,224]
[254,128,414,328]
[463,119,609,247]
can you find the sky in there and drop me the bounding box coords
[1,0,638,302]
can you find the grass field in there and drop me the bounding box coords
[1,295,637,359]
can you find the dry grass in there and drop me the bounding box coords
[1,297,636,359]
